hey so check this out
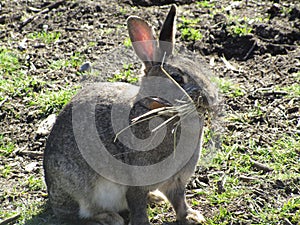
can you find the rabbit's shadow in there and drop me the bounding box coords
[162,222,182,225]
[22,201,67,225]
[22,201,183,225]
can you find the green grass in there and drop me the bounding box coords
[119,7,127,15]
[148,203,172,223]
[225,14,270,37]
[178,16,203,41]
[275,83,300,97]
[280,6,293,16]
[206,206,232,225]
[100,28,114,36]
[108,64,138,84]
[229,25,252,36]
[0,165,12,178]
[1,73,42,98]
[27,31,61,44]
[252,196,300,224]
[29,88,79,115]
[203,116,299,224]
[88,41,97,47]
[180,16,200,27]
[1,71,78,116]
[0,47,39,99]
[123,37,132,48]
[0,135,15,157]
[217,134,299,179]
[252,135,299,176]
[0,48,20,75]
[212,77,245,98]
[0,210,18,222]
[7,201,52,225]
[27,176,44,191]
[0,46,81,115]
[181,28,203,41]
[49,52,84,70]
[196,0,215,8]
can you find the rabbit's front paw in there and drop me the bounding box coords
[93,211,125,225]
[185,208,205,224]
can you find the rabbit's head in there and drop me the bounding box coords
[127,5,218,115]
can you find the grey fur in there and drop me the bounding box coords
[44,5,218,225]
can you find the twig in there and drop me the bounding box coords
[0,213,21,225]
[65,27,86,32]
[239,175,258,182]
[18,150,44,157]
[262,91,288,96]
[221,56,240,72]
[0,96,8,108]
[19,0,66,29]
[243,40,256,60]
[283,218,293,225]
[250,159,273,172]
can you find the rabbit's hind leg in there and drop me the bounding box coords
[49,190,124,225]
[48,187,81,222]
[159,180,205,224]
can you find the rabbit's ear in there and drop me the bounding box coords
[159,5,177,56]
[127,17,157,67]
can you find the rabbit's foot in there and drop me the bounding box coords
[88,211,124,225]
[148,190,168,204]
[184,208,205,224]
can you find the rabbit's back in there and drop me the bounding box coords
[44,81,139,163]
[44,82,138,219]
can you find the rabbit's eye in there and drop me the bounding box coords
[171,73,184,84]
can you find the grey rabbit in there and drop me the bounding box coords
[44,5,218,225]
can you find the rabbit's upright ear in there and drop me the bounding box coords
[127,17,157,68]
[159,5,177,56]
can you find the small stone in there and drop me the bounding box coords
[36,114,57,136]
[25,162,38,172]
[230,1,242,9]
[42,24,49,32]
[79,61,92,72]
[18,38,27,51]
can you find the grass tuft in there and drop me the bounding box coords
[178,17,202,41]
[212,77,245,98]
[0,135,15,157]
[108,64,138,84]
[29,88,79,115]
[27,31,61,44]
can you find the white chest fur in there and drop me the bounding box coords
[79,178,128,218]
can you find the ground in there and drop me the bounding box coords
[0,0,299,224]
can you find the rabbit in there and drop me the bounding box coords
[44,4,218,225]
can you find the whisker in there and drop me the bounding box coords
[174,105,197,127]
[114,113,162,142]
[151,115,178,133]
[175,99,189,104]
[172,122,180,158]
[132,106,173,123]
